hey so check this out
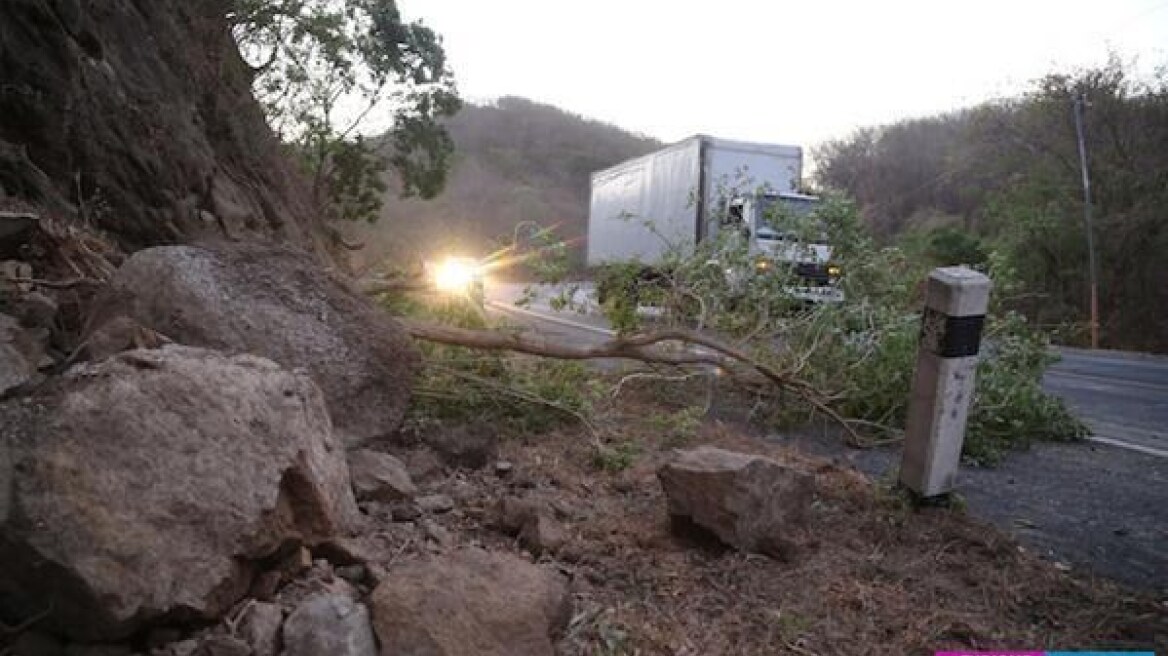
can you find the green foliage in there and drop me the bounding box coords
[229,0,460,222]
[585,194,1086,462]
[383,292,604,436]
[591,440,642,472]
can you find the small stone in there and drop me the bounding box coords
[390,501,422,522]
[495,497,540,534]
[250,570,283,601]
[417,494,455,514]
[424,421,498,469]
[419,518,453,547]
[10,632,64,656]
[402,449,445,483]
[279,546,313,577]
[495,460,514,477]
[347,450,416,502]
[519,513,568,556]
[237,601,283,656]
[336,565,367,584]
[283,594,377,656]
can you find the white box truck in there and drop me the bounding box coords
[586,134,843,302]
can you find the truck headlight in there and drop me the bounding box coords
[827,264,842,278]
[434,257,480,294]
[755,258,772,272]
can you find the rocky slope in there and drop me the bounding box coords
[0,0,322,252]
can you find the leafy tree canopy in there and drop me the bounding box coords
[228,0,461,221]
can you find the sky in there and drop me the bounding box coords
[398,0,1168,149]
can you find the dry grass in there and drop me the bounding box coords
[435,389,1167,655]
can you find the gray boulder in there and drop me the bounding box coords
[0,346,359,641]
[347,449,416,502]
[370,549,570,656]
[91,242,418,446]
[282,594,377,656]
[0,312,38,394]
[657,446,815,558]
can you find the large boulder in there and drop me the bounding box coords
[91,243,419,446]
[0,345,359,641]
[657,446,815,558]
[369,549,571,656]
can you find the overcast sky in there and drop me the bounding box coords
[398,0,1168,149]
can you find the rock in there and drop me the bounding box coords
[401,449,445,482]
[1,312,45,394]
[419,518,453,547]
[335,565,367,584]
[10,632,64,656]
[192,635,250,656]
[81,314,170,362]
[0,259,32,292]
[92,243,419,447]
[519,514,568,556]
[0,211,38,254]
[13,291,58,329]
[0,346,359,641]
[495,497,542,534]
[0,2,325,251]
[494,497,566,557]
[657,446,814,558]
[417,494,455,514]
[282,594,377,656]
[249,571,283,602]
[237,602,283,656]
[63,646,132,656]
[495,460,514,477]
[369,549,571,656]
[347,449,416,502]
[424,421,498,469]
[390,502,422,522]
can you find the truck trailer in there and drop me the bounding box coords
[586,134,843,302]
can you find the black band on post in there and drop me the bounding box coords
[919,307,986,358]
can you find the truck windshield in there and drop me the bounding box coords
[756,195,828,244]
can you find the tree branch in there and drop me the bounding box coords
[399,319,864,444]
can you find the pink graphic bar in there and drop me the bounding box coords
[934,648,1046,653]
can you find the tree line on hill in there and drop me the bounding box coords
[814,58,1168,352]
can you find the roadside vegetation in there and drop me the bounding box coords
[816,57,1168,353]
[381,189,1087,466]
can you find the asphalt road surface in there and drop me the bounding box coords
[485,282,1168,592]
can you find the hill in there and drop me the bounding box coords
[345,96,661,270]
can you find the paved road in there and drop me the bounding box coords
[486,282,1168,591]
[1045,348,1168,456]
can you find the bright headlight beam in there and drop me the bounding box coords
[434,257,477,293]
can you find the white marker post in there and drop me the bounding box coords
[900,267,992,498]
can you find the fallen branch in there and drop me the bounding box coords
[400,318,864,445]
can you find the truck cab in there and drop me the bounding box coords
[722,192,844,303]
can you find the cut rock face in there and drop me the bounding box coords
[91,243,419,447]
[657,446,815,558]
[0,346,359,641]
[369,549,571,656]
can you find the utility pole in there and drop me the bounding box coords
[1073,93,1100,349]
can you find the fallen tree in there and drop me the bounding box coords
[399,318,865,445]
